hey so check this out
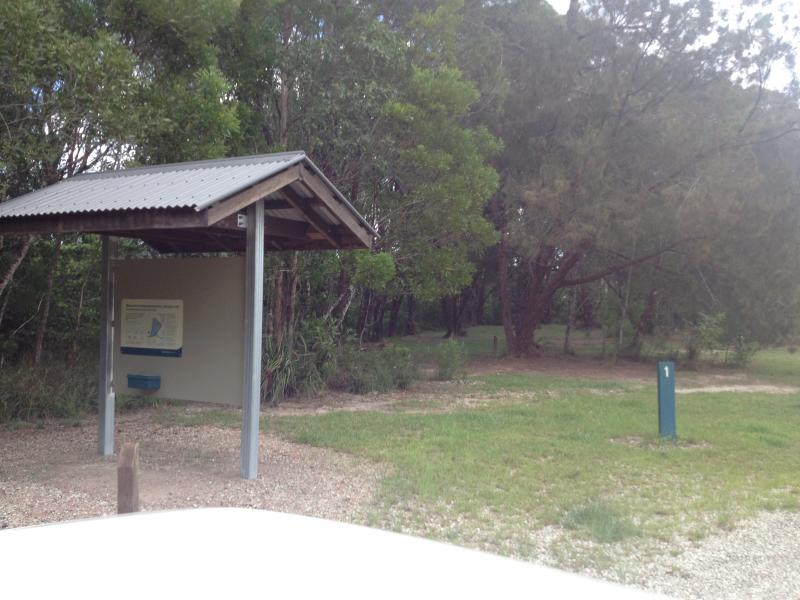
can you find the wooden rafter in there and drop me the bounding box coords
[298,167,371,247]
[281,186,341,249]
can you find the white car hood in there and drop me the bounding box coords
[0,507,667,599]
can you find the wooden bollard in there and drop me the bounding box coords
[493,335,499,356]
[117,442,140,514]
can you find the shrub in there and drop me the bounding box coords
[433,339,467,381]
[329,346,391,394]
[382,345,417,389]
[726,336,759,368]
[685,312,725,362]
[328,344,418,394]
[262,318,338,404]
[0,358,96,422]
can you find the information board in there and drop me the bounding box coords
[120,299,183,357]
[113,257,245,405]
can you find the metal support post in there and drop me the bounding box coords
[98,235,116,456]
[241,200,265,479]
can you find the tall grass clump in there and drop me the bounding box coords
[562,501,639,543]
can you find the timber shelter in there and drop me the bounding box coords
[0,152,375,478]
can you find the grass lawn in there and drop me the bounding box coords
[748,347,800,386]
[265,332,800,568]
[271,373,800,547]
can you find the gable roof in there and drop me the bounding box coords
[0,152,375,252]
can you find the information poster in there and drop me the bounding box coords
[120,299,183,357]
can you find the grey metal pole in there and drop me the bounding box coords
[98,235,116,456]
[241,200,265,479]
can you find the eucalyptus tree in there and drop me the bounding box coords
[463,0,799,356]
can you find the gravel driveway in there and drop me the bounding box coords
[0,410,383,528]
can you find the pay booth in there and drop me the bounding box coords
[0,152,375,478]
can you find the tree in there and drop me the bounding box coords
[0,0,240,364]
[464,0,799,355]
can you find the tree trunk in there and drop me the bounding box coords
[285,251,299,347]
[454,290,469,336]
[0,235,33,299]
[474,275,486,325]
[386,296,402,337]
[441,297,453,338]
[564,287,576,355]
[630,288,658,356]
[278,6,293,147]
[513,245,584,357]
[0,282,12,332]
[377,296,387,341]
[497,235,517,356]
[617,240,638,355]
[271,265,285,350]
[357,289,371,342]
[577,283,595,328]
[600,280,610,358]
[34,236,62,366]
[404,295,417,335]
[68,273,89,364]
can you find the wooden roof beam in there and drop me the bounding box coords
[205,165,302,225]
[211,213,311,241]
[298,167,371,248]
[0,208,207,235]
[281,186,341,249]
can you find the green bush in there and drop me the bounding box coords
[382,345,418,390]
[726,336,759,368]
[433,339,467,381]
[0,358,96,422]
[685,312,725,362]
[328,344,418,394]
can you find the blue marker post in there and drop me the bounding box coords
[657,361,676,439]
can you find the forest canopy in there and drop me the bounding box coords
[1,0,799,413]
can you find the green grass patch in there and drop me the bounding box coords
[747,348,800,386]
[562,501,640,543]
[474,371,631,394]
[272,373,800,545]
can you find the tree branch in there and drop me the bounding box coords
[561,239,692,287]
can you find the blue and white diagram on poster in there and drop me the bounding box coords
[120,299,183,357]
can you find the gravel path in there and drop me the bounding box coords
[0,410,383,529]
[643,511,800,599]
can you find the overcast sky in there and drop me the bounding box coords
[543,0,799,90]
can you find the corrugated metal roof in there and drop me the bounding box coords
[0,152,307,218]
